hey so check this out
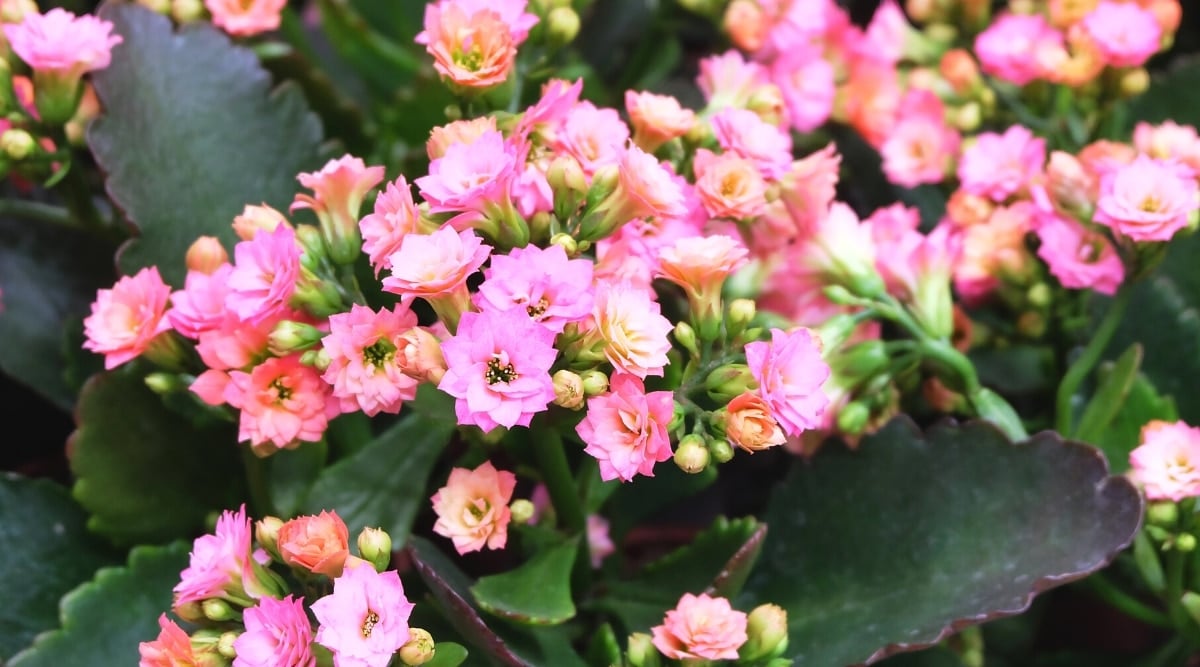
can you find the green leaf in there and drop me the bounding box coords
[741,418,1142,666]
[69,367,243,546]
[1094,374,1177,474]
[471,539,579,626]
[424,642,470,667]
[1129,55,1200,127]
[267,440,327,518]
[88,3,323,287]
[0,216,115,410]
[606,461,717,539]
[0,474,118,661]
[9,542,189,667]
[1074,344,1141,443]
[299,413,453,545]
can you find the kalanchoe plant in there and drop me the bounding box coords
[3,0,1200,665]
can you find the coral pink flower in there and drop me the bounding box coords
[168,264,233,339]
[974,13,1061,86]
[1134,121,1200,175]
[430,461,517,553]
[3,9,121,78]
[417,3,517,89]
[726,391,787,453]
[1082,1,1162,68]
[954,202,1036,304]
[589,281,674,378]
[614,146,689,220]
[225,224,301,324]
[278,511,351,578]
[625,90,696,152]
[745,327,831,437]
[651,593,749,661]
[657,234,749,315]
[958,126,1046,203]
[577,373,675,482]
[396,325,449,386]
[224,354,338,454]
[138,615,196,667]
[415,130,519,227]
[776,142,842,241]
[711,107,793,180]
[83,266,173,370]
[233,595,315,667]
[381,226,491,305]
[312,563,415,666]
[696,50,771,112]
[174,505,259,607]
[416,0,539,45]
[427,116,498,160]
[475,244,595,333]
[1035,214,1124,295]
[321,304,422,416]
[291,155,385,262]
[880,90,960,188]
[206,0,286,36]
[438,308,558,432]
[1094,155,1198,242]
[514,77,583,141]
[359,177,421,275]
[1130,420,1200,501]
[693,149,768,221]
[185,236,229,275]
[555,101,631,176]
[771,54,835,133]
[193,309,287,372]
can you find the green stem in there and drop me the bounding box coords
[1082,574,1172,628]
[0,198,78,229]
[241,445,276,518]
[531,425,585,535]
[1056,286,1132,436]
[1167,548,1189,628]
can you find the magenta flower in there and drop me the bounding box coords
[225,224,301,324]
[1094,155,1198,243]
[577,373,675,482]
[1083,1,1162,68]
[438,309,558,432]
[957,125,1046,203]
[224,354,339,454]
[974,12,1060,86]
[1035,214,1124,295]
[167,264,233,339]
[173,505,253,607]
[312,564,415,667]
[233,595,316,667]
[475,244,595,333]
[3,9,122,78]
[83,266,173,370]
[745,328,831,437]
[359,176,421,275]
[415,130,519,223]
[431,461,517,554]
[711,107,793,180]
[321,303,422,416]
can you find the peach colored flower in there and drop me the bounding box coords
[693,149,768,221]
[420,4,516,89]
[83,266,173,370]
[1035,151,1097,217]
[724,0,766,52]
[138,615,196,667]
[430,461,517,554]
[725,391,786,453]
[396,325,448,385]
[232,204,288,241]
[205,0,286,36]
[278,510,350,577]
[625,90,696,153]
[589,281,674,379]
[651,593,749,661]
[555,101,630,177]
[657,234,748,298]
[1130,420,1200,501]
[224,354,339,454]
[185,236,229,275]
[954,202,1035,304]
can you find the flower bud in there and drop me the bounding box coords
[356,526,393,572]
[268,320,325,356]
[232,204,288,241]
[144,372,187,395]
[174,600,205,623]
[510,499,536,524]
[217,631,239,659]
[727,298,756,332]
[549,232,579,256]
[300,348,331,371]
[552,369,585,410]
[1119,68,1150,99]
[626,632,661,667]
[203,598,241,622]
[1,128,35,160]
[1147,501,1179,527]
[172,0,205,22]
[674,435,710,474]
[726,392,785,452]
[837,401,871,435]
[136,0,171,13]
[939,48,981,95]
[399,628,436,665]
[256,516,283,559]
[186,236,229,274]
[705,364,756,403]
[673,321,700,358]
[953,102,982,133]
[295,224,328,271]
[546,6,580,47]
[1178,533,1197,553]
[668,401,687,433]
[740,603,789,661]
[580,369,609,397]
[708,436,735,463]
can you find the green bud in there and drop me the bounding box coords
[580,369,609,396]
[296,224,328,271]
[550,232,579,256]
[705,363,755,403]
[202,598,240,622]
[708,437,735,464]
[255,516,283,561]
[726,298,756,337]
[171,0,205,22]
[546,6,580,46]
[268,320,325,356]
[668,401,687,433]
[673,321,700,358]
[836,401,871,435]
[1148,501,1179,528]
[740,604,789,662]
[552,369,585,409]
[626,632,661,667]
[510,499,536,525]
[217,631,239,659]
[674,435,710,474]
[144,372,187,395]
[822,284,859,307]
[1182,592,1200,628]
[399,628,436,665]
[1,128,35,160]
[300,348,331,371]
[174,600,205,624]
[357,527,393,572]
[1178,533,1197,553]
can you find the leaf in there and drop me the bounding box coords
[424,642,470,667]
[267,440,327,518]
[300,413,453,545]
[0,474,118,661]
[69,367,243,546]
[741,418,1142,666]
[471,539,579,626]
[88,3,323,287]
[1094,374,1177,474]
[9,542,189,667]
[1129,55,1200,127]
[606,461,717,539]
[1074,344,1141,443]
[0,216,115,410]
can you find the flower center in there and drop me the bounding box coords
[363,339,397,367]
[466,497,492,523]
[485,356,518,385]
[1139,194,1163,213]
[270,377,293,402]
[526,297,550,319]
[361,610,379,638]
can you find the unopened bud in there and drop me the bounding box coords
[546,6,580,47]
[741,604,789,661]
[1016,311,1046,338]
[668,401,686,433]
[954,102,982,133]
[256,516,283,559]
[232,204,288,241]
[549,232,579,256]
[202,598,240,622]
[171,0,204,22]
[185,236,230,274]
[584,165,620,212]
[548,157,588,197]
[295,224,328,270]
[300,348,331,371]
[580,369,609,397]
[836,401,871,435]
[674,435,710,474]
[357,527,393,572]
[510,499,536,525]
[268,320,325,355]
[174,600,205,623]
[1178,533,1197,553]
[727,298,756,337]
[709,436,735,463]
[399,628,436,665]
[1148,501,1179,527]
[144,372,186,395]
[705,364,756,403]
[626,632,661,667]
[673,321,700,358]
[136,0,171,13]
[552,369,585,410]
[1,128,35,160]
[1119,68,1150,99]
[217,631,239,659]
[940,48,981,95]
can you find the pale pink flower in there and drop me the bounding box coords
[415,130,518,226]
[1094,155,1198,242]
[589,281,674,378]
[415,0,538,45]
[1083,1,1162,68]
[438,308,558,432]
[206,0,286,36]
[789,202,883,297]
[358,177,420,275]
[776,142,842,242]
[427,116,498,160]
[587,514,615,568]
[417,4,516,89]
[168,264,233,339]
[1035,214,1124,295]
[139,615,196,667]
[625,90,696,152]
[3,9,121,78]
[555,101,630,176]
[1034,151,1099,217]
[693,149,768,221]
[381,226,491,299]
[174,505,256,607]
[958,126,1046,203]
[696,50,771,111]
[1130,420,1200,501]
[312,564,415,666]
[225,224,301,324]
[771,54,835,133]
[511,160,555,220]
[577,373,675,482]
[1134,121,1200,175]
[657,234,749,304]
[613,146,689,220]
[83,266,173,370]
[396,325,449,386]
[651,593,749,661]
[475,244,594,333]
[322,304,422,416]
[745,327,831,437]
[514,78,583,141]
[974,13,1062,86]
[863,0,910,65]
[430,461,517,553]
[881,90,960,188]
[711,107,793,180]
[233,595,316,667]
[224,354,338,454]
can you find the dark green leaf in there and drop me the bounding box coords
[0,474,117,661]
[0,216,115,410]
[88,3,323,286]
[424,642,470,667]
[1074,344,1141,443]
[267,440,327,518]
[300,413,453,545]
[69,367,243,546]
[1129,55,1200,127]
[1094,374,1177,474]
[9,542,189,667]
[607,461,716,539]
[742,418,1142,666]
[585,623,622,667]
[471,539,579,626]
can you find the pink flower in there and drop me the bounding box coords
[657,234,749,319]
[225,224,301,324]
[651,593,749,661]
[954,203,1036,303]
[583,147,688,242]
[587,514,615,568]
[881,90,960,188]
[278,511,351,578]
[168,264,233,339]
[771,54,835,133]
[205,0,286,36]
[514,77,583,141]
[381,226,491,299]
[958,126,1046,203]
[589,281,674,378]
[139,615,196,667]
[555,101,630,177]
[291,155,385,263]
[430,461,517,554]
[745,327,831,437]
[427,116,498,159]
[417,3,517,89]
[1130,420,1200,501]
[234,595,316,667]
[224,354,338,454]
[788,202,883,298]
[174,505,256,607]
[577,373,675,482]
[974,13,1061,86]
[359,177,420,275]
[711,107,793,180]
[322,304,422,416]
[312,564,415,666]
[776,142,842,243]
[415,130,519,227]
[1083,1,1162,68]
[696,50,771,111]
[625,90,696,153]
[415,0,539,45]
[475,244,594,333]
[693,149,768,221]
[438,309,558,432]
[1035,214,1124,295]
[83,266,173,370]
[3,9,121,78]
[1134,121,1200,175]
[1094,155,1198,242]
